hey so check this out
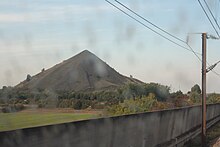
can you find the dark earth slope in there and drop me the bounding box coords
[16,50,143,92]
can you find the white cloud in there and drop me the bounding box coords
[0,4,114,23]
[0,13,29,22]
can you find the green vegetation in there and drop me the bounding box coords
[169,90,192,107]
[0,83,171,110]
[0,83,219,115]
[191,84,201,94]
[0,82,219,132]
[107,93,169,116]
[0,112,97,132]
[188,84,202,104]
[207,93,220,104]
[106,84,220,115]
[1,104,25,113]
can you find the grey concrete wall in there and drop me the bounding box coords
[0,104,220,147]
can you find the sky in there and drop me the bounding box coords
[0,0,220,93]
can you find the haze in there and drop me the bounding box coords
[0,0,220,93]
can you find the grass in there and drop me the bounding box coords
[0,112,97,132]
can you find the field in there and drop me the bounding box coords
[0,108,100,132]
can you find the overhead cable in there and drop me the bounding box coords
[198,0,220,37]
[115,0,187,44]
[106,0,220,78]
[115,0,203,61]
[203,0,220,31]
[106,0,201,55]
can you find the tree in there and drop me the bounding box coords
[191,84,201,94]
[189,92,201,104]
[207,93,220,104]
[189,84,201,104]
[170,90,191,107]
[107,93,158,116]
[170,90,184,99]
[26,74,31,82]
[73,100,82,110]
[144,83,170,102]
[0,86,15,99]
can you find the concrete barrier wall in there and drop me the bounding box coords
[0,104,220,147]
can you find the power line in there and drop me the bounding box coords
[115,0,208,63]
[187,44,202,62]
[197,0,220,77]
[205,60,220,78]
[106,0,220,78]
[114,0,202,61]
[203,0,220,32]
[215,0,220,20]
[114,0,186,44]
[198,0,220,37]
[217,0,220,27]
[207,62,219,72]
[105,0,201,55]
[188,33,220,73]
[207,60,220,78]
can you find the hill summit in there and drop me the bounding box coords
[16,50,142,92]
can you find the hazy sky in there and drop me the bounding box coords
[0,0,220,93]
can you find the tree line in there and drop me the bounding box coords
[0,83,219,114]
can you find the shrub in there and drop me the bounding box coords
[1,104,25,113]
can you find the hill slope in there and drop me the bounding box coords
[16,50,143,92]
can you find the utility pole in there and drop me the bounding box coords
[201,33,207,147]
